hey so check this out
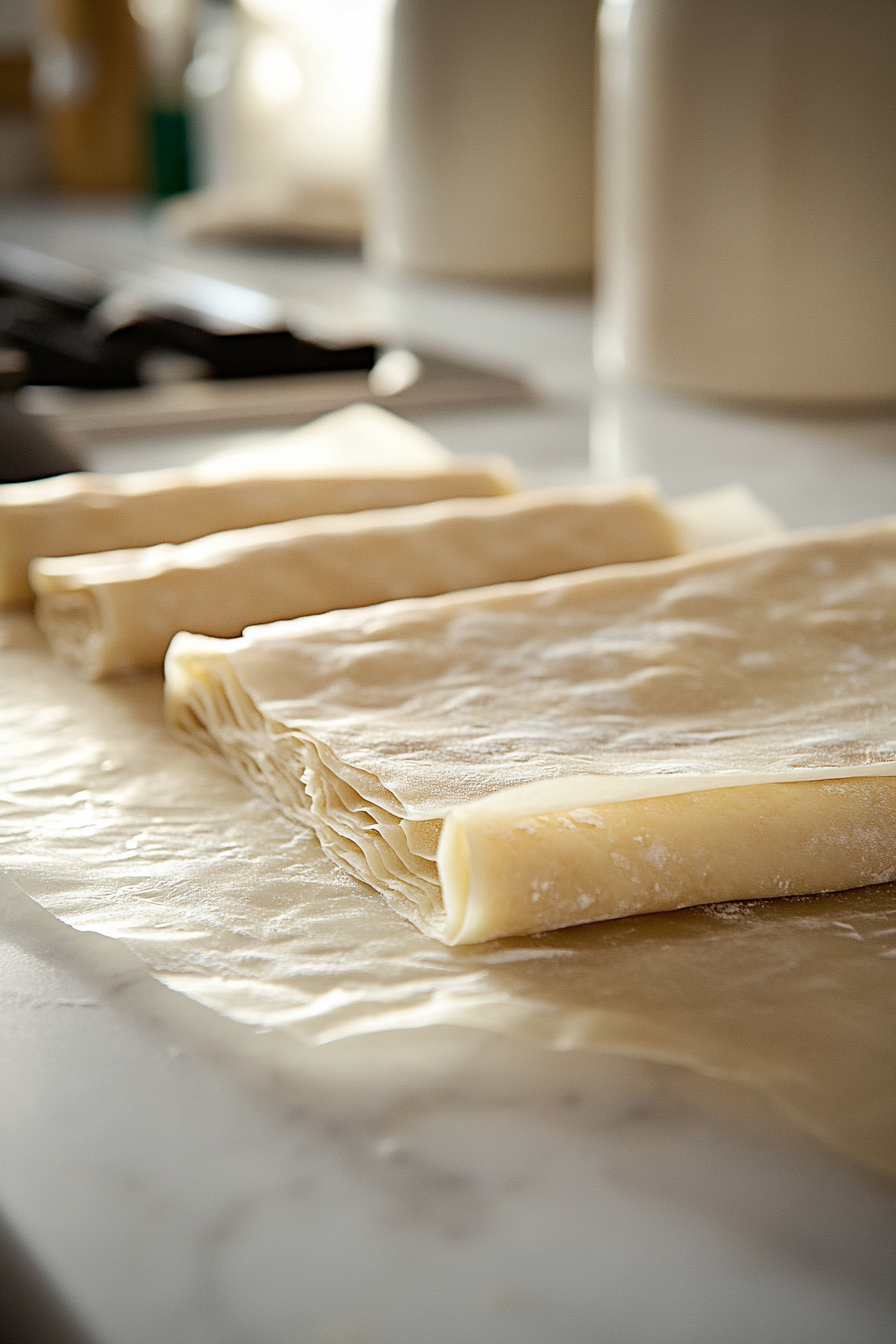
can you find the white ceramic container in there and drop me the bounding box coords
[369,0,598,283]
[599,0,896,404]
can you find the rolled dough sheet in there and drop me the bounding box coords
[0,404,518,606]
[165,517,896,943]
[31,482,781,680]
[0,613,893,1177]
[29,481,678,679]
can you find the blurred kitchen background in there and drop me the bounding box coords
[1,0,894,523]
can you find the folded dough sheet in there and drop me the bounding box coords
[1,613,893,1177]
[166,518,896,943]
[0,404,518,606]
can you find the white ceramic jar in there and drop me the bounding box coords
[599,0,896,404]
[369,0,598,284]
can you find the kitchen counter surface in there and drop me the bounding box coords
[1,197,895,1344]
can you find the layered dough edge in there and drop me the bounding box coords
[166,635,896,944]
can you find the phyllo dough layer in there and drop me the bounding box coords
[165,518,896,943]
[2,611,894,1176]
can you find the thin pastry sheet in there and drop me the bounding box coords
[0,614,893,1177]
[165,518,896,942]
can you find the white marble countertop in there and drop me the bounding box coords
[1,198,895,1344]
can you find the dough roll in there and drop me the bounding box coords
[31,481,779,679]
[438,772,896,942]
[31,480,685,678]
[0,404,517,606]
[165,517,896,943]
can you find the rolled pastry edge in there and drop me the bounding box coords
[32,562,168,679]
[437,768,896,943]
[32,586,105,678]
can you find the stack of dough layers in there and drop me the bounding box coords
[2,611,894,1176]
[0,404,518,606]
[165,517,896,944]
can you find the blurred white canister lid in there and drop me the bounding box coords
[599,0,896,404]
[369,0,599,284]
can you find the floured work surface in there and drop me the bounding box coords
[166,518,896,943]
[1,614,893,1177]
